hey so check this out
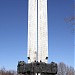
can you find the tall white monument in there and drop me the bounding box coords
[17,0,57,75]
[17,1,57,75]
[27,0,48,63]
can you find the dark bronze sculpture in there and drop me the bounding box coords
[17,61,57,75]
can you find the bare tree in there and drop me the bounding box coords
[64,1,75,32]
[0,68,17,75]
[57,62,75,75]
[57,62,67,75]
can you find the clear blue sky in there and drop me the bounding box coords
[0,0,74,70]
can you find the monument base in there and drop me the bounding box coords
[17,61,57,75]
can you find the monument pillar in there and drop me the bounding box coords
[28,0,48,63]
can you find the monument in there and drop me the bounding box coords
[28,0,48,63]
[17,0,57,75]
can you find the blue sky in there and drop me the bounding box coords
[0,0,74,70]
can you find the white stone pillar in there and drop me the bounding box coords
[28,0,37,63]
[38,0,48,63]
